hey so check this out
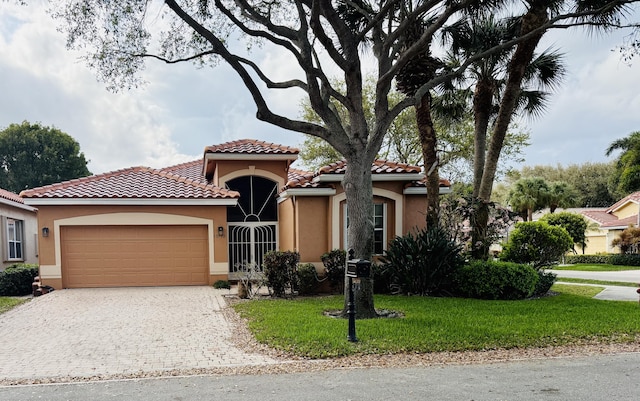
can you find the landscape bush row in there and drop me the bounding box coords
[257,220,567,301]
[0,264,39,296]
[565,253,640,266]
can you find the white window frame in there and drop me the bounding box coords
[6,218,24,261]
[342,202,387,255]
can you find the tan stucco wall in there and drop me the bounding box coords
[35,204,228,287]
[613,202,639,220]
[0,203,38,269]
[404,195,428,235]
[278,198,295,252]
[296,196,329,263]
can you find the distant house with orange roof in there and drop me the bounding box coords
[0,188,38,269]
[21,139,450,289]
[580,191,640,254]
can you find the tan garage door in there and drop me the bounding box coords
[61,225,209,288]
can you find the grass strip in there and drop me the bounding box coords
[555,277,638,287]
[0,297,27,314]
[233,290,640,359]
[551,284,605,298]
[554,264,640,272]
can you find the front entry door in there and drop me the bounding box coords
[225,175,279,274]
[228,223,277,273]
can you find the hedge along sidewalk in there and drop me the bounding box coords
[232,291,640,359]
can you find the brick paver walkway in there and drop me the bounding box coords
[0,287,279,382]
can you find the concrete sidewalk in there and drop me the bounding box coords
[551,269,640,302]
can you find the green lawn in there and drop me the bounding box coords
[554,264,640,271]
[0,297,27,314]
[233,287,640,358]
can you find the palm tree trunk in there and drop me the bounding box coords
[416,92,440,228]
[478,3,548,201]
[472,77,495,197]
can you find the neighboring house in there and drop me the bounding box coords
[579,192,640,254]
[0,188,38,270]
[21,139,451,289]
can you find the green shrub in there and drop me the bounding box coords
[372,263,392,294]
[500,221,573,270]
[534,270,557,296]
[455,260,538,300]
[321,249,345,293]
[564,254,612,264]
[213,280,231,290]
[296,263,318,295]
[382,226,463,296]
[609,253,640,266]
[263,250,300,297]
[0,264,39,296]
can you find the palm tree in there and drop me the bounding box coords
[396,14,443,229]
[547,181,579,213]
[606,131,640,194]
[508,177,550,221]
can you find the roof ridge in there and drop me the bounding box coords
[150,168,237,196]
[158,159,202,172]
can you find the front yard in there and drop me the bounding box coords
[233,284,640,358]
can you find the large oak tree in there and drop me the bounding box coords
[51,0,639,316]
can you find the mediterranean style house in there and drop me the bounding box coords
[21,139,450,289]
[0,188,38,270]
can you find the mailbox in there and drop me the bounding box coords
[346,258,371,278]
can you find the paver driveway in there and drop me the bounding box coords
[0,287,280,383]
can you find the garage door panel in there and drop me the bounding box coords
[61,225,209,288]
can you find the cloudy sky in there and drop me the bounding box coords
[1,2,639,178]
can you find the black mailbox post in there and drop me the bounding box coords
[346,251,371,342]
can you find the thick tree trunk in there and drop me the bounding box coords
[341,154,377,319]
[416,92,440,229]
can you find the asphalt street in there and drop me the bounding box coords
[1,352,639,401]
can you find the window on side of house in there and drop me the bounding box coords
[343,202,387,255]
[6,218,24,261]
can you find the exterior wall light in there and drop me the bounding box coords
[217,226,224,237]
[42,227,50,237]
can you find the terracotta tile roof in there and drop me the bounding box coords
[283,160,449,189]
[606,191,640,213]
[581,209,638,228]
[0,188,25,204]
[159,160,207,184]
[285,168,326,189]
[405,177,453,188]
[318,159,422,175]
[20,166,239,199]
[204,139,299,155]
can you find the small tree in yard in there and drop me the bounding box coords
[612,225,640,254]
[500,221,573,270]
[540,211,588,253]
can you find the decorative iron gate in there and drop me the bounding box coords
[225,175,279,274]
[228,223,277,272]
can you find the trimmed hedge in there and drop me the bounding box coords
[609,254,640,266]
[564,254,612,264]
[296,263,318,295]
[455,260,539,300]
[0,264,39,296]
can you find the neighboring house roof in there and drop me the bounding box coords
[606,191,640,214]
[0,188,36,212]
[20,166,239,205]
[204,139,299,157]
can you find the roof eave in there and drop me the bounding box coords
[403,187,452,195]
[204,153,298,162]
[0,197,37,212]
[23,198,238,206]
[279,188,337,198]
[312,173,425,183]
